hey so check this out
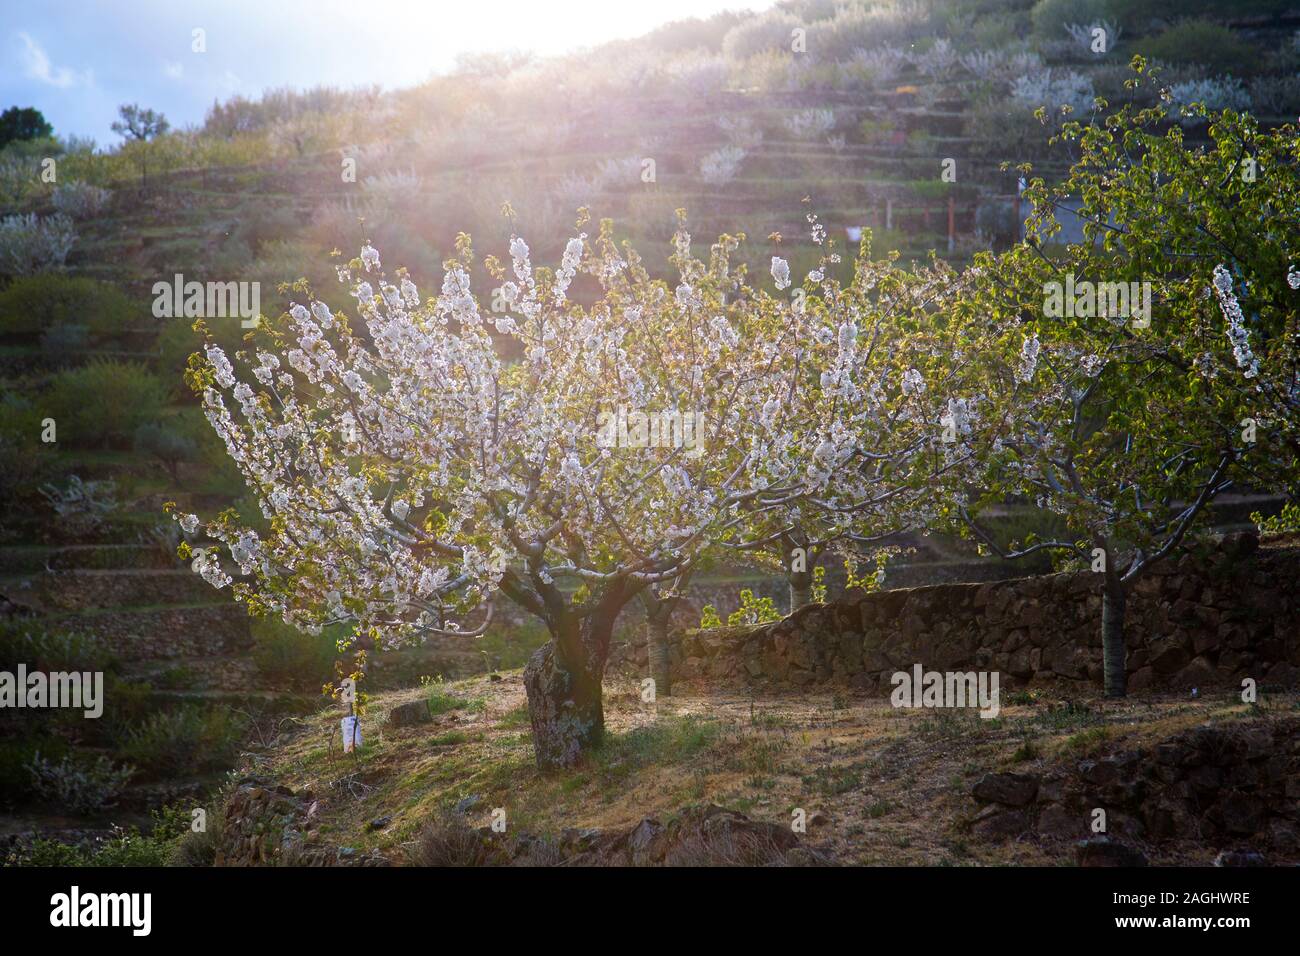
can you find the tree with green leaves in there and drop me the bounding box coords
[0,106,53,150]
[934,59,1299,697]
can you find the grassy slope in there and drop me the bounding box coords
[251,671,1297,866]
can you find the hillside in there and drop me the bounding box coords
[2,0,1299,863]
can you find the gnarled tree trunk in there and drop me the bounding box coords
[523,605,620,771]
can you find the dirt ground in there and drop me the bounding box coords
[239,669,1296,866]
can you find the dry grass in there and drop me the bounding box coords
[244,671,1297,866]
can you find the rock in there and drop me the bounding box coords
[1268,820,1299,852]
[1220,531,1258,558]
[1127,666,1155,692]
[1076,836,1148,867]
[972,772,1039,807]
[455,794,483,815]
[1149,638,1190,676]
[1220,795,1265,835]
[367,816,392,831]
[1214,850,1267,867]
[386,700,432,727]
[627,818,666,866]
[1174,655,1216,689]
[1037,806,1085,840]
[972,805,1030,840]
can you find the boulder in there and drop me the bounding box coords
[972,772,1039,807]
[386,700,433,727]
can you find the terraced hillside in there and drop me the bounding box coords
[3,0,1299,860]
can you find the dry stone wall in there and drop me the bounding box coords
[623,536,1299,693]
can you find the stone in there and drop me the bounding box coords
[386,700,433,727]
[1214,850,1267,867]
[1075,836,1148,867]
[972,772,1039,807]
[455,793,483,814]
[1037,805,1085,840]
[1175,655,1216,689]
[972,806,1030,840]
[1149,638,1190,675]
[1220,795,1265,835]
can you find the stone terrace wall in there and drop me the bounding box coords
[628,536,1299,693]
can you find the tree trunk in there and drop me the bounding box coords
[782,534,813,614]
[789,578,811,613]
[1102,575,1127,698]
[646,613,672,698]
[523,613,613,771]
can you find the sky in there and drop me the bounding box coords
[1,0,773,146]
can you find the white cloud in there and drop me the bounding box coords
[163,60,184,79]
[17,32,92,88]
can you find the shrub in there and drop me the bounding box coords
[39,320,92,358]
[721,10,803,61]
[39,475,119,533]
[0,735,69,804]
[1168,77,1252,122]
[1253,502,1300,535]
[26,752,133,814]
[1010,69,1097,117]
[1030,0,1112,39]
[134,421,199,481]
[0,213,75,276]
[1248,75,1300,116]
[782,108,836,139]
[6,817,188,867]
[45,359,167,445]
[699,146,746,185]
[0,622,112,672]
[118,705,246,778]
[51,181,112,220]
[167,808,222,866]
[1140,20,1259,76]
[727,588,781,626]
[0,274,138,338]
[411,811,495,866]
[909,38,958,80]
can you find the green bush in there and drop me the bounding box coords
[0,274,138,338]
[1138,20,1260,76]
[26,752,133,814]
[1112,0,1290,25]
[1030,0,1111,38]
[0,735,69,804]
[118,705,246,779]
[6,806,195,866]
[0,621,113,672]
[45,358,168,446]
